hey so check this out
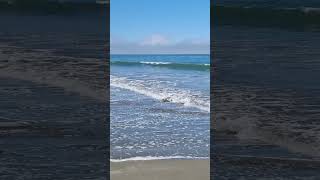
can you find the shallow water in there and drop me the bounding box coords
[213,0,320,178]
[110,54,210,160]
[0,8,108,179]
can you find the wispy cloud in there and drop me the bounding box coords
[111,34,209,54]
[140,34,170,46]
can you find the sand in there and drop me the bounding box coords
[110,159,209,180]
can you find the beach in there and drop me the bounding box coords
[110,55,210,159]
[110,55,210,178]
[110,2,210,178]
[111,160,209,180]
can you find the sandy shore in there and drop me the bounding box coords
[110,159,209,180]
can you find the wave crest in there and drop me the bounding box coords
[111,61,210,71]
[111,75,210,112]
[111,156,208,162]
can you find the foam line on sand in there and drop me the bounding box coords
[111,159,209,180]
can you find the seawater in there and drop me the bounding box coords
[213,0,320,178]
[110,54,210,160]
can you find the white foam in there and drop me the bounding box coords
[139,61,172,65]
[110,156,208,162]
[110,75,210,112]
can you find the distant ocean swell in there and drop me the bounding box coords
[111,61,210,71]
[111,75,210,112]
[213,5,320,29]
[0,0,108,13]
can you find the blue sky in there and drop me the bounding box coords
[111,0,210,54]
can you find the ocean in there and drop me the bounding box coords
[213,0,320,179]
[0,1,109,179]
[110,54,210,160]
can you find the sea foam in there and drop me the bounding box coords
[111,75,210,112]
[110,156,208,162]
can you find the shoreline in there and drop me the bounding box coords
[111,159,209,180]
[110,156,209,162]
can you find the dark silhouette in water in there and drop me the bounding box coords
[161,97,172,102]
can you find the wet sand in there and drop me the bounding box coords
[110,159,209,180]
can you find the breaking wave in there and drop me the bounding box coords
[110,156,208,162]
[111,75,210,112]
[111,61,210,71]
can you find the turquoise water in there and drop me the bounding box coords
[110,54,210,160]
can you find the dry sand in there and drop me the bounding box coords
[111,159,209,180]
